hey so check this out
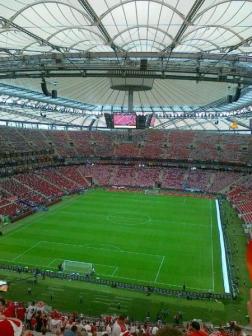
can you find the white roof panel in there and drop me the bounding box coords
[0,0,251,53]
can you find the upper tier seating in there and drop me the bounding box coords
[1,127,251,166]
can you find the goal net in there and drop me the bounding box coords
[62,260,95,274]
[144,188,160,195]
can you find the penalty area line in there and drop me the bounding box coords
[154,256,165,283]
[12,241,42,262]
[46,258,63,267]
[39,240,163,258]
[112,266,118,276]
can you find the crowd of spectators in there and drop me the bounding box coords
[0,127,251,167]
[0,166,90,219]
[227,175,252,225]
[0,297,249,336]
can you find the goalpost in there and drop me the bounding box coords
[144,188,160,195]
[62,260,95,275]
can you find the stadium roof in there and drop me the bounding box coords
[0,0,252,55]
[0,0,252,130]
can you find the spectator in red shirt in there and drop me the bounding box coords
[15,302,26,321]
[0,298,23,336]
[186,321,208,336]
[5,301,16,318]
[0,298,5,315]
[0,298,14,317]
[91,321,98,336]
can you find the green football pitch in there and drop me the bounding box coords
[0,189,224,293]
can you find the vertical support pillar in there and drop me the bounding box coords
[128,89,133,113]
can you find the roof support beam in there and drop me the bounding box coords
[228,35,252,52]
[0,71,251,84]
[162,0,205,52]
[1,51,251,62]
[0,16,61,52]
[77,0,119,51]
[0,47,16,56]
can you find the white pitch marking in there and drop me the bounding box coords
[39,240,163,258]
[112,266,118,276]
[46,258,62,267]
[154,256,165,283]
[12,241,41,261]
[104,273,210,291]
[210,201,215,292]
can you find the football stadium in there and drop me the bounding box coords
[0,0,252,335]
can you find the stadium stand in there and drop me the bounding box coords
[160,168,186,190]
[110,165,137,186]
[227,175,252,225]
[135,166,161,188]
[0,127,251,331]
[1,127,252,166]
[0,127,252,228]
[0,200,24,218]
[15,173,63,199]
[38,168,81,193]
[0,296,250,336]
[0,126,251,222]
[56,166,89,187]
[78,164,114,186]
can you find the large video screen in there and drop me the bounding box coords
[113,113,136,128]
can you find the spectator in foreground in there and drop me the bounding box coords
[0,298,23,336]
[186,321,208,336]
[64,325,78,336]
[111,316,128,336]
[22,332,33,336]
[152,324,159,335]
[0,298,5,315]
[233,325,246,336]
[156,325,183,336]
[25,301,37,330]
